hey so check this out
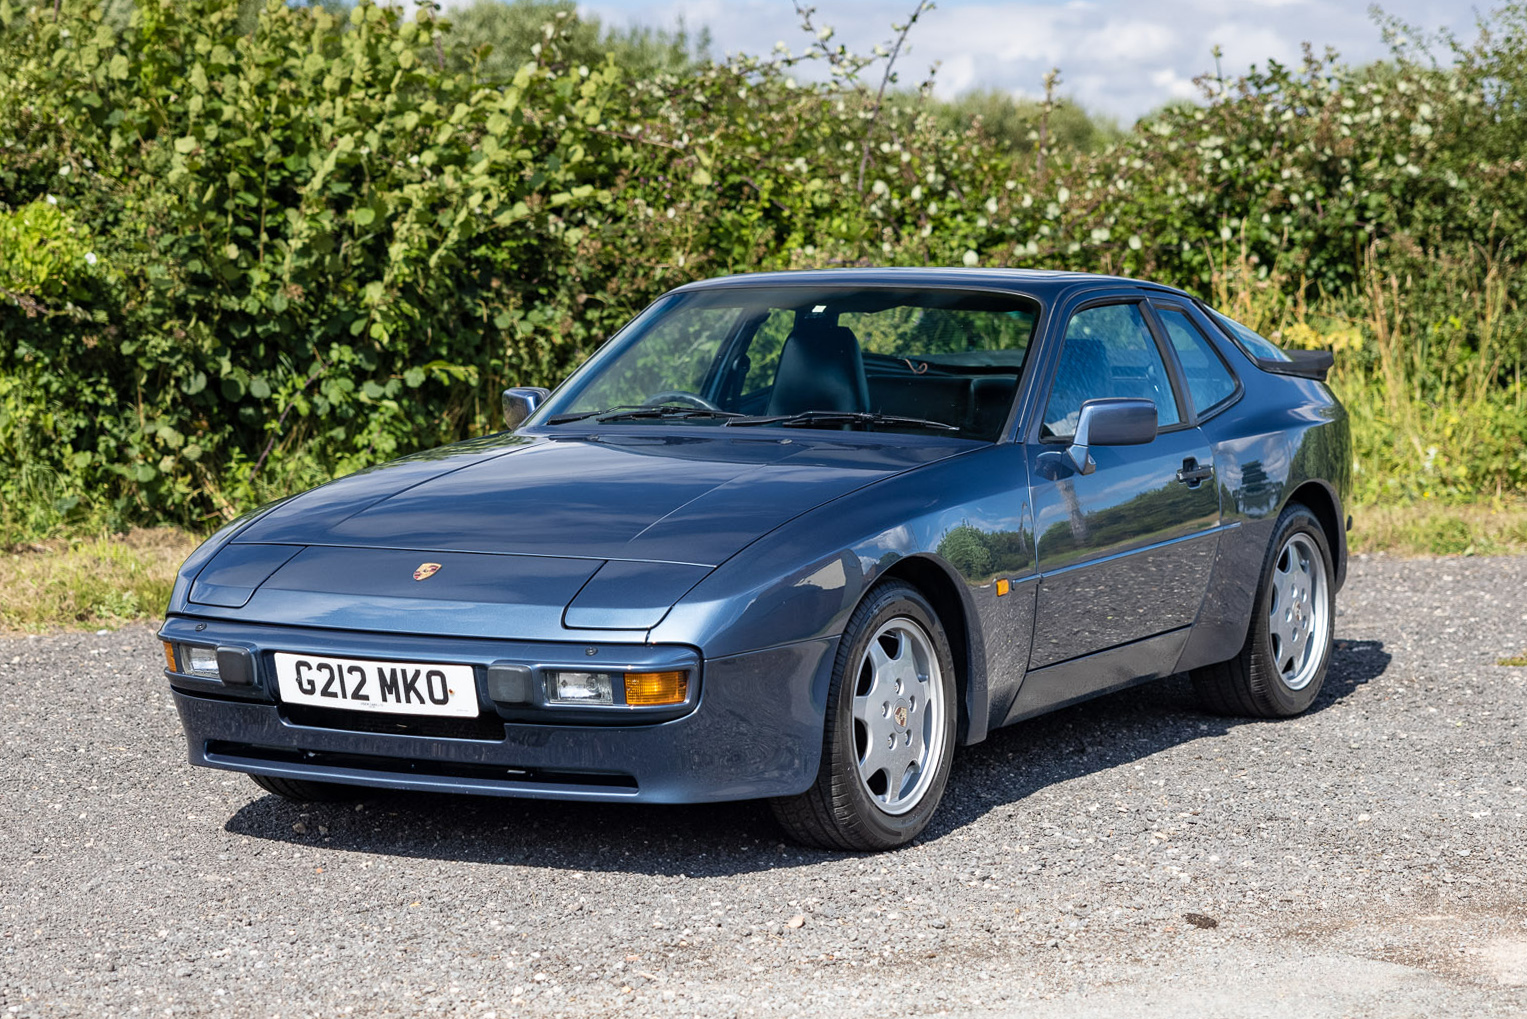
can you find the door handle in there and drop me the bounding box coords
[1176,458,1214,488]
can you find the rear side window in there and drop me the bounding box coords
[1157,308,1238,415]
[1208,309,1290,363]
[1042,303,1181,439]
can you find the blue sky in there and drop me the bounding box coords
[577,0,1484,120]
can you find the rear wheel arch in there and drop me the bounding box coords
[1285,480,1345,588]
[873,555,986,745]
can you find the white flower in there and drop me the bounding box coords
[962,250,979,267]
[84,252,97,265]
[45,194,58,205]
[58,164,71,176]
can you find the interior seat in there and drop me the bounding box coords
[968,376,1018,437]
[867,376,971,427]
[766,320,871,416]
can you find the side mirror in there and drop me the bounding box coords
[502,387,551,430]
[1067,398,1157,475]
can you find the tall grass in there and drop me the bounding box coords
[1211,240,1527,505]
[0,529,194,633]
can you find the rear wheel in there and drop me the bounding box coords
[1192,503,1335,718]
[248,773,363,803]
[770,581,957,851]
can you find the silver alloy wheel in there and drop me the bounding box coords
[850,617,947,816]
[1267,532,1330,691]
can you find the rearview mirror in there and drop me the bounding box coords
[502,387,551,430]
[1067,398,1157,475]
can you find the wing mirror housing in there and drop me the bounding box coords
[1067,398,1157,475]
[502,387,551,430]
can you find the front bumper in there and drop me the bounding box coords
[160,617,837,804]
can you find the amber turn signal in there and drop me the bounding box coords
[623,670,689,706]
[162,641,177,672]
[995,579,1011,596]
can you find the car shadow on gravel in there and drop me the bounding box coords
[220,639,1390,874]
[922,637,1391,841]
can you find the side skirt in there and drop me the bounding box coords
[999,627,1191,727]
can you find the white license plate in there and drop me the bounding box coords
[273,653,479,718]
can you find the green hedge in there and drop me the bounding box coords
[2,0,1525,536]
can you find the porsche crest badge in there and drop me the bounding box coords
[413,562,442,582]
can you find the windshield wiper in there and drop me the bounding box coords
[595,406,743,423]
[726,410,959,432]
[545,404,743,425]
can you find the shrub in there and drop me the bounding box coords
[1,0,1525,538]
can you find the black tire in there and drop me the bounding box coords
[248,773,363,803]
[1192,503,1336,718]
[770,581,958,851]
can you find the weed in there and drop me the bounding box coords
[0,528,198,633]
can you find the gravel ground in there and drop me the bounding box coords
[2,554,1525,1018]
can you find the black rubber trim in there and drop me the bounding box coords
[207,741,638,789]
[1256,350,1333,380]
[280,704,507,741]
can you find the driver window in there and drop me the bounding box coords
[1042,303,1181,439]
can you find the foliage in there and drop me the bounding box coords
[1,0,1525,540]
[1,0,629,533]
[919,89,1120,157]
[0,527,194,631]
[1350,499,1527,557]
[446,0,709,81]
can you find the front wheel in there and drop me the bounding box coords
[1192,503,1336,718]
[770,581,957,851]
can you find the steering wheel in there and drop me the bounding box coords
[642,391,724,412]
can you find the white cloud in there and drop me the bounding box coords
[579,0,1480,120]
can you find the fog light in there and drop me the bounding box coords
[547,671,614,705]
[624,670,689,707]
[183,645,221,680]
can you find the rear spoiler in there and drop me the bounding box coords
[1257,349,1333,381]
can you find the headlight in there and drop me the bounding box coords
[184,645,221,679]
[542,669,691,707]
[546,671,615,705]
[164,643,254,685]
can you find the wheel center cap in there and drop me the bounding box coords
[893,701,910,729]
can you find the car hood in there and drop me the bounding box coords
[188,431,965,639]
[233,431,957,566]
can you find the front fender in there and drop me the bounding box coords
[164,497,296,615]
[651,443,1039,745]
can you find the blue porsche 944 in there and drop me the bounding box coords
[160,268,1350,850]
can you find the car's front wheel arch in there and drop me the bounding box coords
[872,555,984,746]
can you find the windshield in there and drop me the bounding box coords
[537,286,1040,440]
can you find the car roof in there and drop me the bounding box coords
[669,267,1193,303]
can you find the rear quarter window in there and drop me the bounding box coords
[1157,308,1239,415]
[1207,309,1291,363]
